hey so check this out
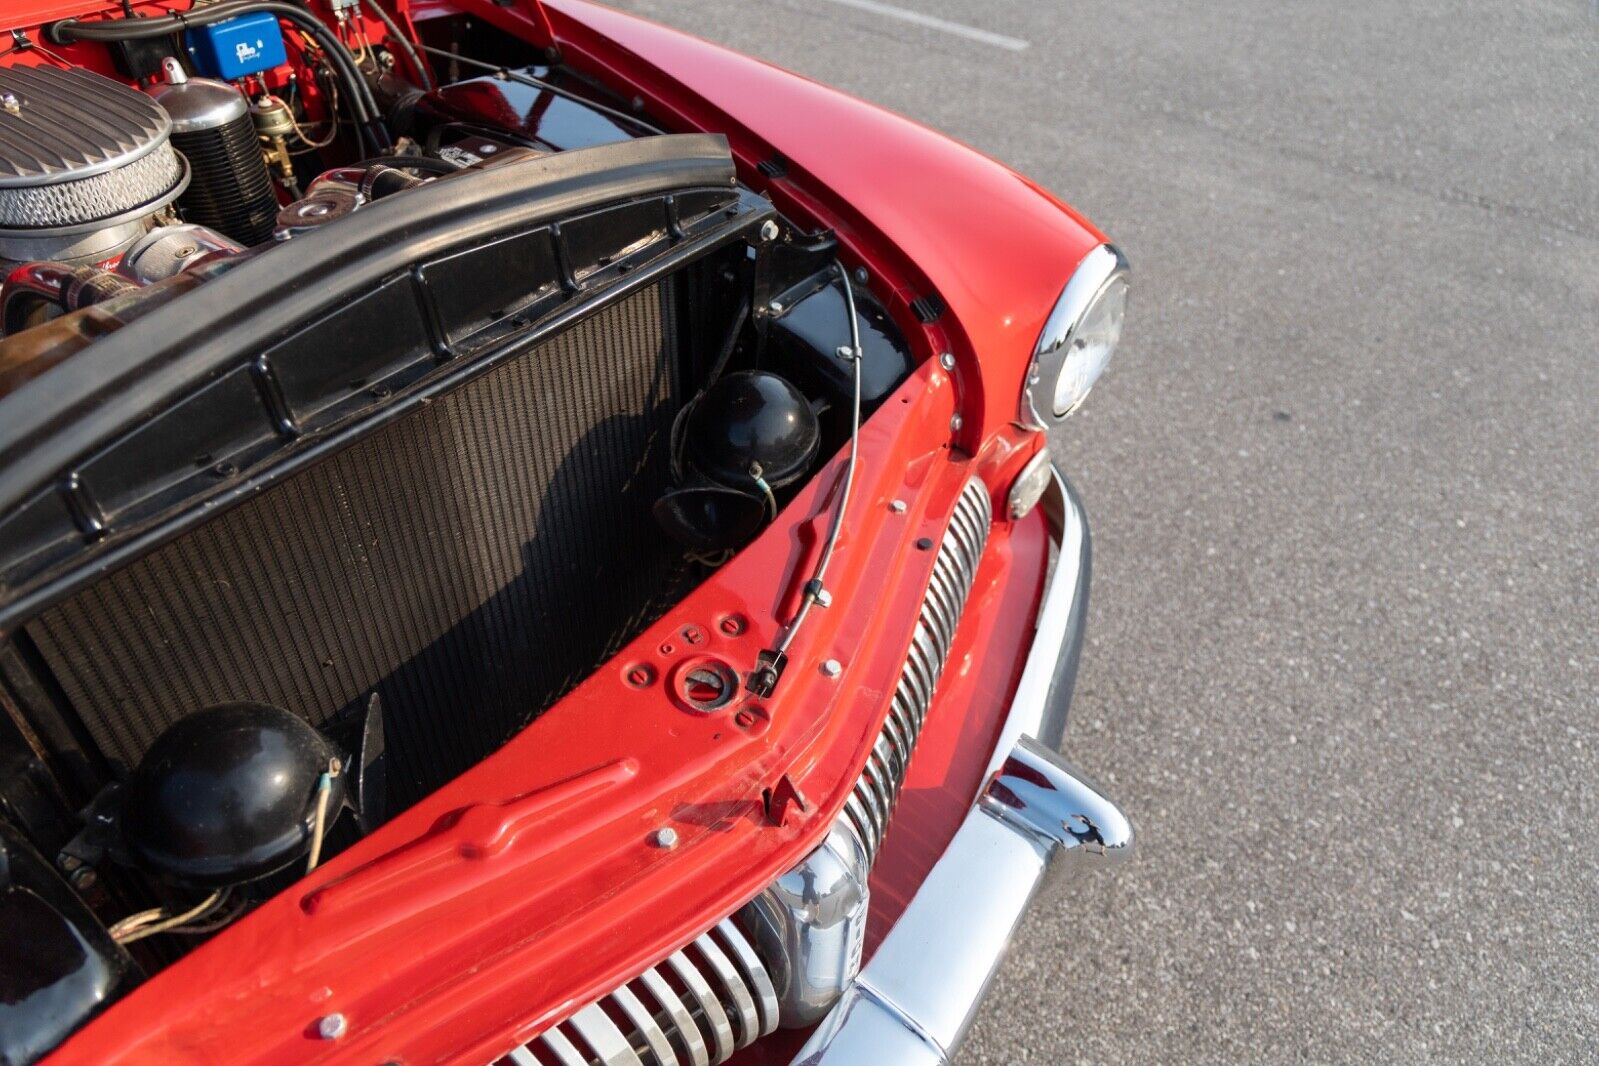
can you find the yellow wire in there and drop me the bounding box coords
[305,769,334,874]
[113,890,225,945]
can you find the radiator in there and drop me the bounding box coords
[25,283,683,810]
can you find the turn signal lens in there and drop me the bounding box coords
[1008,449,1053,520]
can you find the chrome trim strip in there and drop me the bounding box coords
[793,465,1133,1066]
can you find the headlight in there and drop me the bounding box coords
[1021,244,1129,427]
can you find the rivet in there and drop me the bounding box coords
[939,352,955,370]
[820,659,842,679]
[317,1013,347,1041]
[652,827,679,849]
[889,499,908,513]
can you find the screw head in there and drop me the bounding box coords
[759,219,780,242]
[939,352,956,370]
[317,1013,348,1040]
[889,499,908,514]
[950,414,964,432]
[820,659,842,679]
[652,827,679,849]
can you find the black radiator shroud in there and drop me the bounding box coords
[26,283,685,810]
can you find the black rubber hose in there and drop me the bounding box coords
[356,154,458,175]
[50,3,390,152]
[357,0,434,92]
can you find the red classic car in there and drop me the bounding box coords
[0,1,1133,1062]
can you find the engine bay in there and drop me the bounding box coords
[0,7,916,1060]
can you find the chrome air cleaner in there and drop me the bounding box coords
[0,65,188,264]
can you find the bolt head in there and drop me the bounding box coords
[853,266,869,285]
[889,499,908,514]
[820,659,842,679]
[652,827,679,849]
[317,1014,348,1040]
[815,588,833,608]
[950,414,964,432]
[939,352,956,370]
[759,219,780,242]
[835,345,856,361]
[767,300,784,315]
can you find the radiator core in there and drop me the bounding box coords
[26,283,683,810]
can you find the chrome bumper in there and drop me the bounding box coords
[793,466,1134,1065]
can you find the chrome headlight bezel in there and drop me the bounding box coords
[1020,243,1130,428]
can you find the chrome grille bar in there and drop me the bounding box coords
[504,919,778,1066]
[840,477,992,862]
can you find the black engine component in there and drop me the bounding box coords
[655,370,820,552]
[764,277,912,408]
[120,703,344,887]
[147,59,279,246]
[0,820,137,1066]
[684,371,819,488]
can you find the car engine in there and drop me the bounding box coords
[0,13,913,1061]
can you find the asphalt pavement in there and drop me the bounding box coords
[604,1,1599,1061]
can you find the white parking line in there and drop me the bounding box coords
[810,0,1030,51]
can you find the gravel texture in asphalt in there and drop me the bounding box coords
[603,1,1598,1061]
